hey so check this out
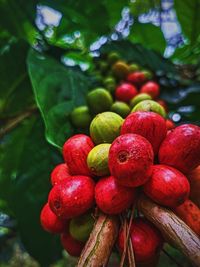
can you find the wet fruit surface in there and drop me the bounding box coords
[143,165,190,207]
[109,134,154,187]
[115,83,138,103]
[51,163,72,186]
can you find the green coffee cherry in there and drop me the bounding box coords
[111,101,131,118]
[103,76,116,94]
[87,144,111,176]
[71,106,92,128]
[129,63,140,72]
[112,61,129,79]
[132,100,166,117]
[130,93,152,109]
[141,70,153,80]
[69,213,95,242]
[90,111,124,144]
[87,88,113,114]
[107,52,120,65]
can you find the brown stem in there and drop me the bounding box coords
[0,106,38,138]
[77,213,119,267]
[138,195,200,267]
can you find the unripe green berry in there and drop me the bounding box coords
[87,88,113,114]
[129,63,140,72]
[141,70,153,80]
[107,52,120,65]
[111,101,130,118]
[130,93,152,109]
[71,106,92,128]
[132,100,166,117]
[87,144,111,176]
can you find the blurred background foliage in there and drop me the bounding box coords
[0,0,199,266]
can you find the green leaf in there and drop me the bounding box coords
[0,0,38,43]
[128,22,166,54]
[0,39,34,118]
[27,49,92,149]
[174,0,200,45]
[0,116,62,265]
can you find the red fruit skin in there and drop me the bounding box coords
[95,176,136,214]
[159,124,200,174]
[157,99,168,112]
[173,199,200,236]
[121,112,167,154]
[188,166,200,208]
[166,119,175,130]
[108,134,154,187]
[40,203,68,233]
[140,81,160,99]
[115,83,138,103]
[118,218,163,263]
[127,72,146,86]
[143,165,190,208]
[63,134,94,176]
[61,232,85,257]
[48,176,95,219]
[51,163,72,186]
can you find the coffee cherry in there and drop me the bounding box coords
[132,100,166,117]
[48,176,95,219]
[112,61,129,79]
[188,166,200,208]
[40,203,67,233]
[142,70,153,80]
[109,134,154,187]
[111,101,131,118]
[95,176,136,214]
[129,63,140,72]
[140,81,160,99]
[127,71,146,86]
[90,112,124,144]
[71,106,92,128]
[63,134,94,176]
[107,52,120,65]
[143,165,190,208]
[61,232,85,257]
[87,144,111,176]
[159,124,200,174]
[157,99,168,112]
[51,163,72,186]
[115,83,138,103]
[69,213,95,242]
[166,119,175,130]
[121,112,167,154]
[87,88,113,114]
[130,93,152,109]
[118,218,163,263]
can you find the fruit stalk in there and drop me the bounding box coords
[138,195,200,267]
[77,213,119,267]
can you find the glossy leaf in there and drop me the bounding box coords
[27,49,92,149]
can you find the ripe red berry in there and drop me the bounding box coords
[40,203,67,233]
[121,112,167,154]
[115,83,138,103]
[159,124,200,174]
[118,218,163,263]
[108,134,154,187]
[51,163,72,186]
[165,119,175,130]
[143,165,190,207]
[95,176,136,214]
[61,232,85,257]
[127,71,146,86]
[140,81,160,99]
[48,176,95,219]
[63,134,94,176]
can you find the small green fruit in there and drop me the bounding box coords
[130,93,152,109]
[141,70,153,80]
[112,61,129,79]
[132,100,166,117]
[87,88,113,114]
[87,144,111,176]
[90,112,124,144]
[71,106,92,128]
[107,52,120,65]
[69,213,95,242]
[99,61,109,74]
[103,76,116,94]
[129,63,140,72]
[111,101,131,118]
